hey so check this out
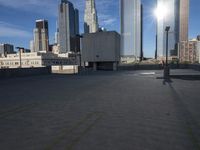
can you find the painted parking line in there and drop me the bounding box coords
[140,72,156,75]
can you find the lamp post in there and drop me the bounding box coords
[154,2,170,79]
[76,34,83,67]
[74,34,83,74]
[164,26,170,79]
[16,47,24,68]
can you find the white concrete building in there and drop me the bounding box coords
[84,0,98,33]
[179,38,200,64]
[0,52,75,69]
[82,31,120,70]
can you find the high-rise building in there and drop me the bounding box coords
[178,38,200,64]
[120,0,142,62]
[33,28,40,52]
[55,21,59,44]
[75,9,80,35]
[58,0,79,53]
[156,0,189,58]
[84,0,98,33]
[33,19,49,52]
[0,44,15,57]
[179,0,189,42]
[30,40,34,52]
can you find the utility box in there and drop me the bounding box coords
[82,31,120,70]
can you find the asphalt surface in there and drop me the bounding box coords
[0,69,200,150]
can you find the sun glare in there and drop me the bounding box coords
[154,2,168,20]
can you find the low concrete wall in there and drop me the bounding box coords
[51,65,78,74]
[188,64,200,71]
[118,64,200,71]
[118,64,163,71]
[0,67,51,78]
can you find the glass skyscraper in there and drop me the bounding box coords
[120,0,142,62]
[156,0,189,58]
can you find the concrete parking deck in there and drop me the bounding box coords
[0,70,200,150]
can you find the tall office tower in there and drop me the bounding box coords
[75,9,80,35]
[33,28,40,52]
[58,0,79,53]
[156,0,189,58]
[0,44,14,57]
[179,0,189,42]
[33,19,49,52]
[84,0,98,33]
[55,21,59,44]
[30,40,34,52]
[120,0,142,62]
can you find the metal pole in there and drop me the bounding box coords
[16,47,24,68]
[74,36,77,74]
[164,26,170,79]
[155,34,158,59]
[19,49,22,68]
[166,30,169,66]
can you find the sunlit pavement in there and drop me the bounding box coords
[0,69,200,150]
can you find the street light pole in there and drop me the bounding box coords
[165,26,170,66]
[164,26,170,79]
[16,47,24,68]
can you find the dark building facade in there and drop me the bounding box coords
[58,0,80,53]
[0,44,15,57]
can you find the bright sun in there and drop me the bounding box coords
[154,2,168,20]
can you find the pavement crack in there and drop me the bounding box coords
[0,103,38,119]
[45,112,104,150]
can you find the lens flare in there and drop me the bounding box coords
[154,2,168,20]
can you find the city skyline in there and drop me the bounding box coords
[0,0,199,57]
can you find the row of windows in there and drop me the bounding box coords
[0,59,73,66]
[0,61,40,66]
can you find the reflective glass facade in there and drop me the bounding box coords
[120,0,141,59]
[156,0,189,57]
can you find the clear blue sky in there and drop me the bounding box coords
[0,0,199,57]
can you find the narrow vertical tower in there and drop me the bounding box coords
[120,0,142,62]
[55,21,59,44]
[84,0,98,33]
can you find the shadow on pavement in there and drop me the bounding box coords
[162,78,173,85]
[157,75,200,81]
[166,81,200,149]
[170,75,200,81]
